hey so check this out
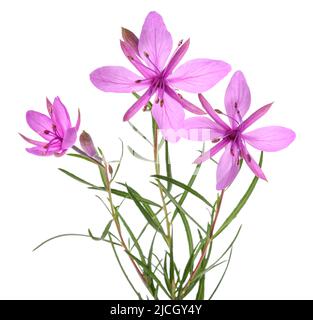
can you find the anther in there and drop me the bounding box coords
[212,138,220,143]
[127,55,134,61]
[178,93,183,99]
[155,97,160,104]
[135,80,142,83]
[44,130,50,135]
[247,154,252,162]
[214,109,223,114]
[160,99,164,107]
[178,39,183,46]
[144,51,149,58]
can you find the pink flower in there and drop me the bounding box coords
[184,71,295,190]
[20,97,80,156]
[90,11,231,136]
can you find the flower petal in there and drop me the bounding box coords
[198,94,230,130]
[240,103,273,132]
[243,126,296,152]
[90,66,148,93]
[165,86,205,115]
[168,59,231,93]
[19,133,46,146]
[51,97,71,136]
[62,127,77,150]
[120,40,156,78]
[224,71,251,127]
[138,11,173,71]
[152,92,185,130]
[180,117,225,141]
[123,88,153,121]
[193,138,229,164]
[216,144,240,190]
[240,141,267,180]
[26,110,54,140]
[26,146,56,156]
[164,39,190,76]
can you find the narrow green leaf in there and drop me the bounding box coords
[89,186,161,208]
[67,153,95,164]
[32,233,121,252]
[101,220,113,240]
[208,249,233,300]
[214,152,263,238]
[158,182,206,233]
[126,251,171,299]
[108,234,142,300]
[58,168,96,187]
[127,146,153,162]
[116,207,146,265]
[129,122,153,146]
[153,175,213,209]
[165,141,172,192]
[88,229,101,241]
[125,185,164,234]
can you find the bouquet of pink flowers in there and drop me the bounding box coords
[20,12,295,300]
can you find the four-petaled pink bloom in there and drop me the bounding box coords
[183,71,295,190]
[20,97,80,156]
[90,11,231,138]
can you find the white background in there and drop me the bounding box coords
[0,0,312,300]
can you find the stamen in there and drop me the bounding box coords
[212,138,220,143]
[44,130,50,135]
[237,159,240,166]
[215,109,240,125]
[127,55,134,61]
[247,153,252,162]
[143,51,160,72]
[144,51,149,58]
[160,99,164,107]
[155,97,160,104]
[135,80,142,83]
[178,39,183,46]
[230,147,235,156]
[178,93,183,99]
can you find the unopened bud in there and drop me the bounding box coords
[121,27,139,53]
[79,131,97,158]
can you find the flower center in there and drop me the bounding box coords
[228,129,240,141]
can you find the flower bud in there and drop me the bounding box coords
[79,131,97,158]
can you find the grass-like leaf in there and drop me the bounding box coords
[127,146,154,162]
[58,168,96,187]
[129,121,153,146]
[153,174,213,209]
[165,141,172,192]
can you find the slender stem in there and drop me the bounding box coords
[152,121,171,242]
[180,189,225,297]
[71,145,148,287]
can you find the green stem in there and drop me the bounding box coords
[152,119,171,243]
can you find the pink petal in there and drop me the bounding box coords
[152,92,185,130]
[26,110,54,140]
[26,142,61,156]
[164,39,190,76]
[165,87,205,115]
[224,71,251,127]
[216,144,240,190]
[51,97,71,136]
[120,40,156,78]
[62,127,77,150]
[90,66,148,93]
[138,12,172,71]
[123,88,153,121]
[180,117,225,141]
[243,126,296,152]
[193,138,229,164]
[240,141,267,180]
[168,59,231,93]
[240,103,273,132]
[26,146,55,156]
[19,133,46,146]
[198,94,230,130]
